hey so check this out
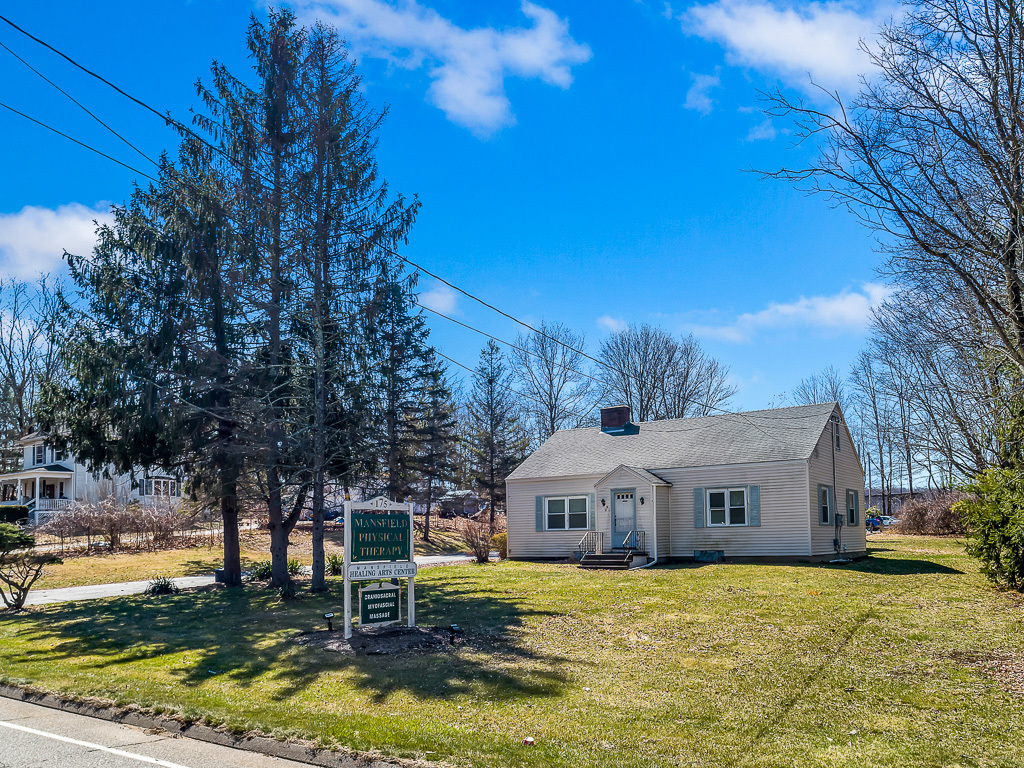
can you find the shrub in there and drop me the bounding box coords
[249,560,273,580]
[326,553,344,576]
[278,581,298,600]
[894,492,965,535]
[144,576,180,596]
[463,520,492,563]
[0,506,30,526]
[0,524,61,610]
[287,558,303,577]
[956,469,1024,591]
[490,532,507,560]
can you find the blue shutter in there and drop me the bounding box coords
[852,490,860,525]
[535,496,544,532]
[693,487,705,528]
[827,486,836,524]
[588,493,596,530]
[748,485,760,527]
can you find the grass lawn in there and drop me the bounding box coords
[34,526,469,590]
[2,535,1022,767]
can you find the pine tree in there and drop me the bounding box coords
[467,341,529,527]
[412,355,460,542]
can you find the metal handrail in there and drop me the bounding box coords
[577,530,603,555]
[621,530,647,553]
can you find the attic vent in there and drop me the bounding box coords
[601,406,639,436]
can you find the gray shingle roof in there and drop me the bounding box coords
[507,403,838,480]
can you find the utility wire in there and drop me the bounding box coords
[0,100,158,182]
[0,39,158,167]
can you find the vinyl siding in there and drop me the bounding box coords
[506,475,603,559]
[808,411,867,557]
[660,460,812,558]
[656,485,670,560]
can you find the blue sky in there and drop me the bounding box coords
[0,0,894,410]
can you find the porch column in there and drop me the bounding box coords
[35,476,41,507]
[16,479,22,503]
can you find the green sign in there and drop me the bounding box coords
[350,511,411,563]
[360,585,400,625]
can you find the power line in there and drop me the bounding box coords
[431,349,549,409]
[0,100,158,182]
[0,39,158,167]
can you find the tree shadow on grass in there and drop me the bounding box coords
[1,571,573,705]
[823,556,963,576]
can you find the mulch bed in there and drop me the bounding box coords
[297,625,463,656]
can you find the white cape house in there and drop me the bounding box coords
[505,403,866,567]
[0,432,182,522]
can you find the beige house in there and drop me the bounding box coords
[505,403,866,567]
[0,433,182,523]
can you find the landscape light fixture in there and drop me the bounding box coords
[323,612,335,632]
[449,624,464,645]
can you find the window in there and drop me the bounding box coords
[820,485,833,524]
[545,496,589,530]
[33,445,44,465]
[846,490,858,525]
[707,488,747,526]
[146,479,179,497]
[832,415,841,451]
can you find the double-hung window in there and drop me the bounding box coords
[545,496,589,530]
[820,485,833,524]
[146,479,179,497]
[33,445,44,466]
[707,488,747,526]
[846,490,858,525]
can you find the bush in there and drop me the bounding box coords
[0,506,30,526]
[0,523,60,610]
[955,469,1024,591]
[249,560,273,580]
[326,553,344,576]
[287,558,303,577]
[894,492,965,535]
[278,581,298,600]
[463,520,492,563]
[144,576,180,596]
[490,532,507,560]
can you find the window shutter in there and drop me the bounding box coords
[827,486,836,524]
[588,493,596,530]
[693,487,705,528]
[853,490,860,525]
[748,485,761,527]
[535,496,544,532]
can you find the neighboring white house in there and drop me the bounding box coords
[505,403,866,567]
[0,432,182,521]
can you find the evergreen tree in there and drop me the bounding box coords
[412,355,460,542]
[467,341,529,526]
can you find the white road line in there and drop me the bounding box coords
[0,720,187,768]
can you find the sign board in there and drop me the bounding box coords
[348,561,418,580]
[359,582,400,626]
[342,496,416,639]
[350,512,411,562]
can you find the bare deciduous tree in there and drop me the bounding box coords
[598,324,735,422]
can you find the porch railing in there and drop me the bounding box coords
[621,530,647,553]
[36,498,74,511]
[577,531,604,555]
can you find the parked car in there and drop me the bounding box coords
[879,515,900,528]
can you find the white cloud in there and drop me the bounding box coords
[0,203,111,280]
[419,282,458,314]
[690,282,892,342]
[597,315,627,333]
[296,0,591,136]
[683,70,721,114]
[686,1,885,92]
[746,117,778,141]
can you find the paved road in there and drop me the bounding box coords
[0,696,320,768]
[26,553,482,606]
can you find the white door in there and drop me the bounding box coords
[612,491,635,548]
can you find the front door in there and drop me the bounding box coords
[612,491,636,548]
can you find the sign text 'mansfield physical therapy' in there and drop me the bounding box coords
[349,511,411,562]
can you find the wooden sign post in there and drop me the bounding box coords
[343,497,416,639]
